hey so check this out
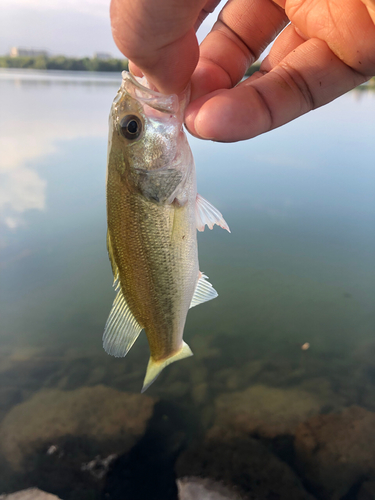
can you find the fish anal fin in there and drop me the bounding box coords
[190,271,218,309]
[107,230,119,286]
[141,341,193,392]
[103,286,142,357]
[195,194,230,233]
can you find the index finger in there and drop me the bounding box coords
[191,0,288,100]
[186,37,368,142]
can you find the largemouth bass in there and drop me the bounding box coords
[104,71,229,392]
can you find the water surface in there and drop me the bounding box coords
[0,68,375,498]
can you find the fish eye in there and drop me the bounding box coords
[119,115,142,140]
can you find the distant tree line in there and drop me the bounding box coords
[1,55,258,75]
[1,57,373,88]
[0,55,129,72]
[245,62,261,76]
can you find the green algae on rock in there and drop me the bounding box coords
[213,384,329,438]
[0,385,156,470]
[295,405,375,500]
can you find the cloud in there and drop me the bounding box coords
[0,73,115,229]
[0,0,227,56]
[0,166,47,229]
[1,0,110,18]
[0,2,121,58]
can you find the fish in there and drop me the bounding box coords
[104,71,230,392]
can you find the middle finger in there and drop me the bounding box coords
[191,0,289,99]
[260,23,307,72]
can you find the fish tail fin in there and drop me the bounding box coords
[141,341,193,393]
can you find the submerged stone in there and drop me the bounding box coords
[357,480,375,500]
[213,384,326,438]
[295,405,375,500]
[0,384,156,470]
[0,488,61,500]
[176,428,315,500]
[177,477,242,500]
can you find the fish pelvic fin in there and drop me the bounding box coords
[103,286,142,358]
[104,231,142,357]
[141,341,193,393]
[195,194,230,233]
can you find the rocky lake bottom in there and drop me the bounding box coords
[0,330,375,500]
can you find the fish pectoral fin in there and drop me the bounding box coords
[103,287,142,357]
[190,272,218,309]
[195,194,230,233]
[141,342,193,393]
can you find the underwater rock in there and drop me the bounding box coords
[81,453,117,480]
[0,488,61,499]
[191,382,208,406]
[0,388,22,412]
[176,428,316,500]
[157,380,190,399]
[188,365,208,386]
[0,356,62,399]
[189,335,221,361]
[0,387,22,424]
[294,405,375,500]
[177,477,242,500]
[357,480,375,500]
[0,384,156,470]
[213,384,325,438]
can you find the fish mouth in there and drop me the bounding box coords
[121,71,189,117]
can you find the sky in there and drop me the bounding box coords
[0,0,223,58]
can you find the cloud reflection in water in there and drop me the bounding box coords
[0,69,119,229]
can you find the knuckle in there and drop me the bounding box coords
[277,61,316,111]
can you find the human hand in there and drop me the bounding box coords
[111,0,375,142]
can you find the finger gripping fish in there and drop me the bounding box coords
[104,71,230,392]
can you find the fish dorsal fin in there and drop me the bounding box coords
[190,272,218,309]
[103,287,142,357]
[195,194,230,233]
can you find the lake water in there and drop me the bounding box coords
[0,68,375,499]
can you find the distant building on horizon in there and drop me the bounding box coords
[10,47,49,58]
[93,52,112,60]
